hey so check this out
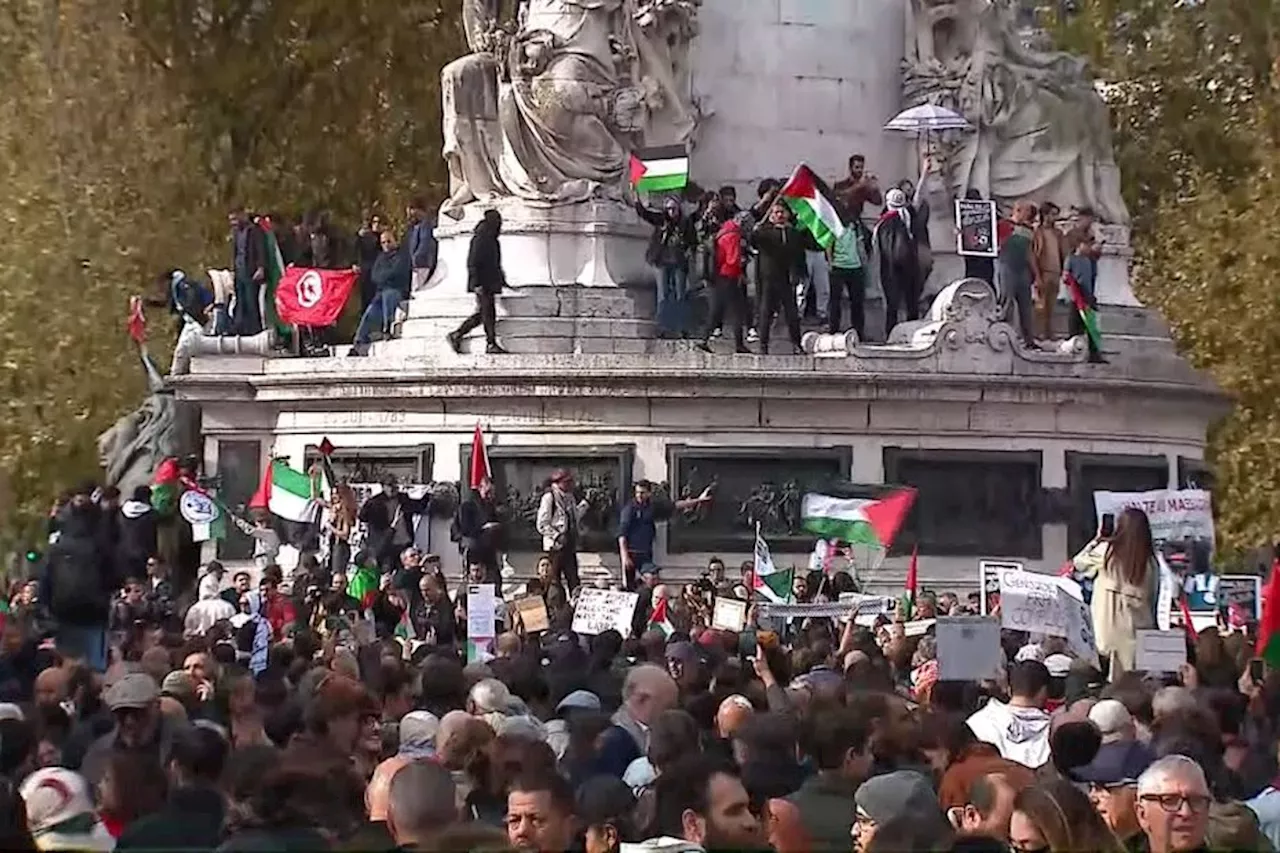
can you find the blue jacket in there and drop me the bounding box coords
[408,220,438,271]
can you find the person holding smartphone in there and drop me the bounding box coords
[1071,507,1159,680]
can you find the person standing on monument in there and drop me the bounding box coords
[617,480,713,591]
[635,195,697,339]
[227,207,265,336]
[453,476,505,584]
[361,478,433,575]
[998,200,1039,346]
[536,470,590,592]
[407,197,438,289]
[833,154,883,221]
[753,199,814,355]
[447,209,508,355]
[1032,201,1066,340]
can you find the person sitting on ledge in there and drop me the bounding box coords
[348,229,410,357]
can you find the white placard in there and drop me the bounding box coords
[571,588,639,637]
[1058,575,1099,666]
[999,569,1071,636]
[758,601,851,619]
[712,598,747,632]
[937,617,1002,681]
[1136,629,1188,672]
[904,618,936,637]
[467,584,497,640]
[1092,489,1214,547]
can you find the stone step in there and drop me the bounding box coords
[404,286,656,322]
[399,315,657,342]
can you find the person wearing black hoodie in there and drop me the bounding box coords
[41,485,117,671]
[448,209,508,355]
[117,486,158,582]
[752,198,816,355]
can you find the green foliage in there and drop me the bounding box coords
[1052,0,1280,550]
[0,0,465,549]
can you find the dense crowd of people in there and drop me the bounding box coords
[0,474,1272,853]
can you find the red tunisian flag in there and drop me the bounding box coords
[275,267,358,327]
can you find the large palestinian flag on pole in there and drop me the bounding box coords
[629,146,689,195]
[779,163,846,250]
[801,489,917,551]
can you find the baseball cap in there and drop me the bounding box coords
[160,671,196,702]
[105,673,159,710]
[398,711,440,759]
[1072,740,1155,786]
[1044,653,1074,678]
[1088,699,1134,744]
[855,770,941,824]
[555,690,602,714]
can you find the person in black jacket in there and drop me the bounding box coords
[635,195,697,338]
[228,207,266,335]
[453,477,506,584]
[753,199,816,354]
[448,209,508,354]
[116,486,157,582]
[359,479,432,574]
[349,230,412,355]
[41,487,118,671]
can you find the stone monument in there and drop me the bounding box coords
[171,0,1227,596]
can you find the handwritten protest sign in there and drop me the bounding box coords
[979,561,1024,615]
[1136,629,1188,672]
[467,584,497,640]
[937,617,1002,681]
[712,598,747,632]
[571,589,639,637]
[999,569,1071,636]
[956,199,998,258]
[513,595,550,633]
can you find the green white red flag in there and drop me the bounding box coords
[779,163,846,250]
[1063,271,1102,352]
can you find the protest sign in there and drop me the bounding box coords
[1092,489,1214,550]
[1058,575,1099,666]
[712,598,748,632]
[999,569,1070,636]
[838,593,894,625]
[937,617,1002,681]
[466,584,497,640]
[904,619,936,637]
[979,560,1023,615]
[956,199,998,257]
[513,595,550,633]
[571,589,639,637]
[1219,574,1262,621]
[758,601,852,620]
[1136,629,1188,672]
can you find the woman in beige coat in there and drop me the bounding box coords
[1071,507,1159,679]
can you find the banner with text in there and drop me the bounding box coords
[571,589,639,637]
[1092,489,1214,551]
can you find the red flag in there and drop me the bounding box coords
[469,423,491,489]
[275,267,358,327]
[1178,593,1198,643]
[127,296,146,344]
[901,546,918,619]
[1257,561,1280,667]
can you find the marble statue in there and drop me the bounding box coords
[904,0,1130,224]
[440,0,701,216]
[97,349,199,498]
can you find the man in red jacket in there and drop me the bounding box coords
[696,212,751,354]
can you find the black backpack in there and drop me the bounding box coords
[46,535,108,623]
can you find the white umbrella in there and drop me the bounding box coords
[883,104,972,133]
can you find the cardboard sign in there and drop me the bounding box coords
[466,584,497,641]
[979,561,1023,615]
[712,598,747,632]
[999,569,1071,636]
[571,588,639,637]
[1057,575,1099,666]
[1136,629,1188,673]
[937,617,1002,681]
[956,198,998,258]
[513,595,550,633]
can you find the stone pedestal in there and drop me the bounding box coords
[386,200,658,356]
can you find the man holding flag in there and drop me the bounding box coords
[454,425,506,583]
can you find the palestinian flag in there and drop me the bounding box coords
[1063,271,1102,352]
[259,218,290,339]
[901,546,918,620]
[779,163,845,250]
[151,458,181,517]
[751,530,793,604]
[248,459,319,524]
[648,597,675,638]
[347,563,379,610]
[1258,561,1280,668]
[629,146,689,194]
[801,489,916,552]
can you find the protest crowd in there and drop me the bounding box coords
[0,436,1274,853]
[164,148,1103,366]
